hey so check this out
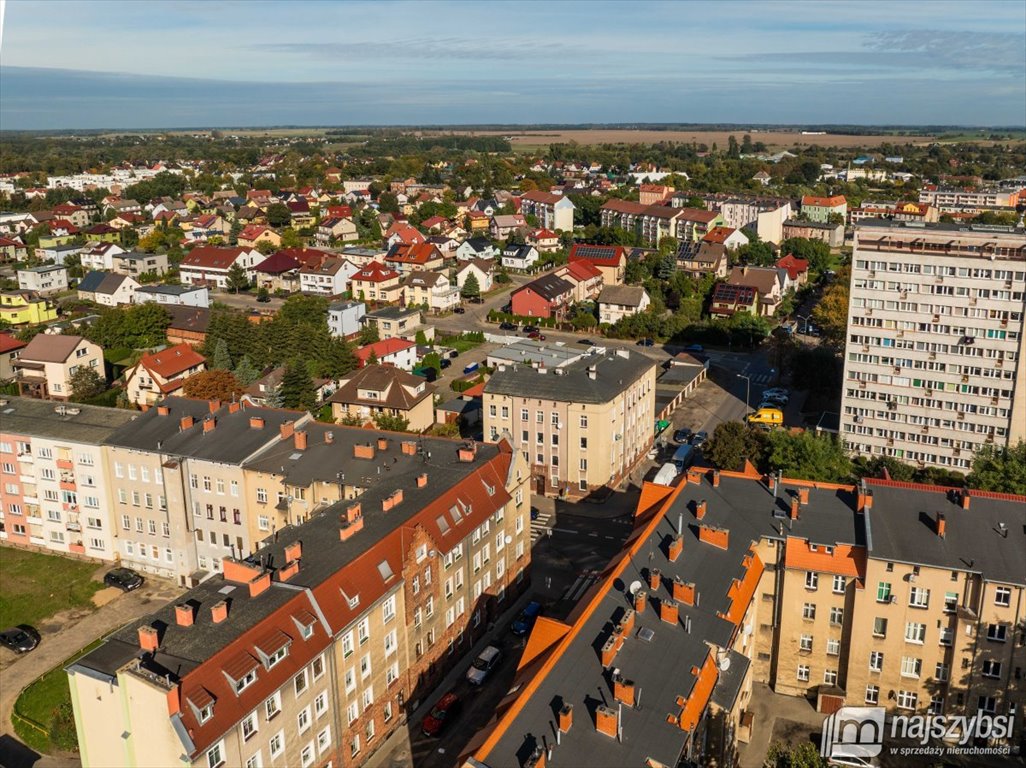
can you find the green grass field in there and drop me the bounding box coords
[0,547,103,629]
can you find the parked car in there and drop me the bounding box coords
[578,338,595,346]
[104,567,144,592]
[466,645,502,685]
[439,358,451,369]
[690,431,708,449]
[523,325,539,334]
[527,331,546,341]
[462,362,480,375]
[421,692,461,737]
[499,322,518,331]
[746,408,784,427]
[673,428,693,444]
[0,626,40,654]
[637,337,654,347]
[453,307,466,314]
[684,344,704,353]
[763,387,789,399]
[511,601,543,636]
[762,392,789,405]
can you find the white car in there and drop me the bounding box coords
[466,645,502,685]
[763,388,789,399]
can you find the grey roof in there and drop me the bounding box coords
[76,271,107,293]
[328,299,364,312]
[597,284,647,307]
[78,270,130,295]
[117,251,166,262]
[488,340,585,369]
[0,397,138,443]
[864,481,1026,586]
[19,264,66,274]
[516,273,573,302]
[364,305,420,320]
[136,284,203,296]
[484,350,655,404]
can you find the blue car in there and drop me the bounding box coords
[511,601,543,636]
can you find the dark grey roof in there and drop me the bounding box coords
[464,236,493,251]
[516,273,572,302]
[77,270,107,293]
[597,285,647,307]
[0,397,138,443]
[137,284,203,296]
[864,481,1026,585]
[364,305,420,320]
[484,350,655,404]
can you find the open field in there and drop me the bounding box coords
[0,547,103,629]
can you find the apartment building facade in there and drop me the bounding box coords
[483,350,657,498]
[919,185,1022,211]
[518,190,575,232]
[70,435,531,768]
[0,398,136,560]
[841,221,1026,471]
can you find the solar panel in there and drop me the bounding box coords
[573,244,618,260]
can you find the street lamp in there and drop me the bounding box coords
[737,373,751,415]
[796,313,810,334]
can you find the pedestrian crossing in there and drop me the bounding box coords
[530,509,554,544]
[749,373,774,386]
[559,570,601,603]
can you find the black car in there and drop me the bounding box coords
[439,358,451,369]
[637,337,654,347]
[673,428,692,444]
[453,307,466,314]
[0,625,40,654]
[691,431,709,449]
[104,567,144,592]
[578,338,595,346]
[499,322,518,331]
[523,325,539,334]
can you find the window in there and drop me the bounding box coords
[342,631,354,658]
[206,741,225,768]
[382,594,396,623]
[347,701,359,724]
[384,629,397,657]
[901,656,922,678]
[827,638,840,656]
[257,488,268,504]
[905,622,926,644]
[873,617,888,637]
[360,654,371,680]
[978,696,997,715]
[245,752,262,768]
[235,668,258,694]
[805,572,818,590]
[995,586,1011,607]
[865,685,880,705]
[869,651,884,672]
[928,694,944,716]
[897,690,918,711]
[802,603,816,620]
[935,662,949,682]
[358,617,370,645]
[796,665,810,682]
[799,635,813,652]
[832,575,846,594]
[199,704,214,724]
[365,718,376,741]
[317,726,331,754]
[344,668,356,694]
[876,582,892,602]
[362,685,374,711]
[829,607,843,626]
[987,623,1007,642]
[386,662,399,686]
[351,734,361,758]
[314,691,328,718]
[944,592,958,612]
[939,626,953,646]
[982,660,1002,678]
[241,713,258,741]
[269,731,284,759]
[298,705,311,733]
[383,701,393,722]
[909,586,930,608]
[824,669,838,685]
[300,743,314,768]
[294,669,308,696]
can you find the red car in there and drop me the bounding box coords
[422,692,461,737]
[527,331,546,341]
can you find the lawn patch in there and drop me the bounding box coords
[0,547,103,629]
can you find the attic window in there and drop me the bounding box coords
[289,452,303,461]
[234,668,257,694]
[199,704,213,723]
[450,504,463,523]
[483,481,495,497]
[436,515,451,535]
[416,544,428,564]
[341,590,359,610]
[377,560,394,582]
[637,627,656,643]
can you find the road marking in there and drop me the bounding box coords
[552,527,577,534]
[560,575,585,601]
[587,532,599,537]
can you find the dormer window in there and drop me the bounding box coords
[234,668,257,694]
[266,646,288,669]
[199,704,214,723]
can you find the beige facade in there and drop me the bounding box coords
[14,335,104,401]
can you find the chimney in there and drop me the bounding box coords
[936,511,946,539]
[377,436,389,451]
[324,431,334,445]
[668,535,683,562]
[458,442,477,462]
[175,603,194,627]
[340,515,365,541]
[558,703,573,733]
[524,747,546,768]
[284,540,302,563]
[180,415,195,431]
[417,473,428,488]
[660,598,679,625]
[202,417,216,433]
[620,607,636,634]
[790,497,800,520]
[294,430,308,451]
[634,589,647,613]
[698,525,730,550]
[138,625,159,652]
[223,556,262,585]
[208,399,221,413]
[157,405,170,416]
[211,600,229,623]
[648,568,661,592]
[401,440,417,455]
[250,416,265,429]
[961,491,970,510]
[595,705,618,738]
[712,470,721,488]
[354,443,375,460]
[696,499,707,520]
[857,486,873,511]
[248,571,272,597]
[278,560,300,581]
[280,421,295,441]
[613,675,636,707]
[587,366,597,381]
[228,401,241,414]
[600,636,618,667]
[798,487,809,505]
[767,474,776,491]
[673,578,696,606]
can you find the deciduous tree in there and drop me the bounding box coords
[182,369,243,402]
[69,366,106,402]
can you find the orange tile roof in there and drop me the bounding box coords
[676,654,719,732]
[139,343,206,380]
[721,549,765,626]
[802,194,847,207]
[517,616,570,671]
[783,537,866,579]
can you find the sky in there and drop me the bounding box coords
[0,0,1024,130]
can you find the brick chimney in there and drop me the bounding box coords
[377,436,389,451]
[857,486,873,511]
[138,625,159,652]
[175,603,194,627]
[595,705,618,738]
[673,577,695,605]
[294,430,308,451]
[208,399,221,413]
[558,703,573,733]
[712,470,721,488]
[250,416,265,429]
[211,600,229,623]
[600,636,618,667]
[790,497,800,520]
[280,421,295,441]
[324,431,334,445]
[417,473,428,488]
[668,534,683,562]
[620,607,636,635]
[340,515,365,541]
[345,503,362,523]
[648,568,661,591]
[202,417,216,433]
[458,445,476,462]
[767,474,776,491]
[936,511,946,538]
[228,401,241,414]
[157,405,170,416]
[249,571,272,597]
[180,415,194,431]
[961,491,971,510]
[634,589,647,613]
[696,499,707,520]
[401,441,417,455]
[799,487,809,505]
[660,598,678,625]
[613,675,635,707]
[354,443,375,460]
[698,525,729,550]
[284,540,302,563]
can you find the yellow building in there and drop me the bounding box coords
[0,290,58,325]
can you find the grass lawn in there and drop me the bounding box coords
[438,334,485,354]
[13,639,103,754]
[0,547,103,629]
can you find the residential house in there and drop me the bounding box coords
[775,254,810,289]
[419,215,448,233]
[510,274,574,319]
[350,261,403,304]
[489,214,526,239]
[727,265,787,316]
[112,251,170,277]
[454,259,495,294]
[237,225,282,250]
[338,245,388,268]
[105,198,142,216]
[134,284,211,308]
[456,236,497,261]
[328,363,436,431]
[518,190,575,231]
[108,212,145,230]
[286,200,315,228]
[598,285,651,325]
[698,194,794,244]
[554,259,603,302]
[568,243,627,285]
[676,241,728,278]
[849,201,940,225]
[426,234,459,257]
[0,291,58,326]
[51,203,91,228]
[362,306,424,340]
[780,219,845,248]
[527,227,560,253]
[327,300,366,339]
[500,244,540,271]
[384,221,426,249]
[355,337,418,371]
[0,236,29,262]
[0,332,27,380]
[316,216,358,246]
[385,242,445,275]
[673,207,723,242]
[124,344,207,407]
[165,306,210,348]
[709,283,759,317]
[83,223,119,243]
[465,210,490,233]
[186,213,231,240]
[401,270,460,313]
[243,367,333,407]
[77,271,140,306]
[14,334,104,400]
[300,256,358,297]
[179,246,262,288]
[80,242,126,272]
[702,225,748,251]
[801,194,848,223]
[639,183,674,205]
[17,264,69,296]
[252,251,303,293]
[752,170,772,185]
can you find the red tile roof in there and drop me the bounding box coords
[775,254,810,280]
[182,246,252,271]
[802,194,847,207]
[702,226,737,244]
[352,261,400,283]
[387,242,442,266]
[559,259,601,282]
[139,343,206,379]
[239,225,275,241]
[356,337,416,365]
[519,190,564,205]
[253,252,301,275]
[0,332,26,355]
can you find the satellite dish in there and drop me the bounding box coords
[628,580,643,596]
[504,535,513,545]
[743,623,754,637]
[719,656,731,671]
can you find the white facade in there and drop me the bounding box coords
[299,259,358,296]
[94,276,140,307]
[841,222,1026,471]
[17,265,69,296]
[134,285,210,308]
[328,301,366,338]
[455,261,494,293]
[81,243,126,272]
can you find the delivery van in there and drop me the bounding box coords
[746,407,784,426]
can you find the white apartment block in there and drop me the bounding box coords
[841,221,1026,471]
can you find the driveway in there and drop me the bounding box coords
[0,574,181,767]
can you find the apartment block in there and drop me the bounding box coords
[841,221,1026,471]
[69,434,531,768]
[483,349,657,499]
[919,185,1022,211]
[518,190,575,232]
[0,398,136,559]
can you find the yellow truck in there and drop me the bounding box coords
[746,407,784,427]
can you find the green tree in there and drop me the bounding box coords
[209,338,233,370]
[764,741,828,768]
[233,355,260,386]
[374,413,410,432]
[182,369,243,401]
[811,266,849,347]
[229,219,242,246]
[358,324,379,345]
[461,272,481,300]
[263,385,284,408]
[779,237,832,274]
[854,455,916,482]
[256,286,270,302]
[706,422,768,471]
[968,441,1026,495]
[69,366,106,402]
[765,431,853,483]
[280,228,303,249]
[226,263,249,293]
[266,203,292,228]
[279,360,316,409]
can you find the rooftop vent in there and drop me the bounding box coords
[637,627,655,643]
